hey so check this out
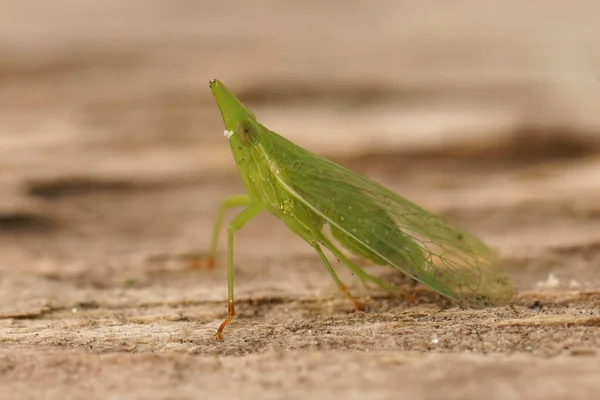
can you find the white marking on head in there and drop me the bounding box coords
[224,129,234,139]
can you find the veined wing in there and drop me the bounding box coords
[269,140,513,307]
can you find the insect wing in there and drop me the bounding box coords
[272,144,513,307]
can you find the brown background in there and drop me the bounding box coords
[1,1,600,399]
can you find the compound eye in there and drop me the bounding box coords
[235,120,258,146]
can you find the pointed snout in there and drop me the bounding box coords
[209,79,257,132]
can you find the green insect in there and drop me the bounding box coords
[207,79,513,339]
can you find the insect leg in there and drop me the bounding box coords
[310,242,365,312]
[205,194,252,268]
[316,233,402,295]
[215,202,265,340]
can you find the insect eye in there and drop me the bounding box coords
[235,120,258,147]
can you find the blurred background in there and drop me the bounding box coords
[1,0,600,348]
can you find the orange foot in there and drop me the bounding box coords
[189,255,216,270]
[402,288,419,304]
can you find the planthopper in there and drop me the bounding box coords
[206,79,513,339]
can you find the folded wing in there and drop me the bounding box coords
[266,134,513,307]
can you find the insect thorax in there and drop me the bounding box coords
[236,144,323,234]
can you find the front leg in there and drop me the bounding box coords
[215,201,266,340]
[194,194,252,269]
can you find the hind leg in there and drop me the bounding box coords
[281,207,364,312]
[310,241,365,311]
[316,232,416,301]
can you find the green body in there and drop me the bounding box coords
[208,79,513,338]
